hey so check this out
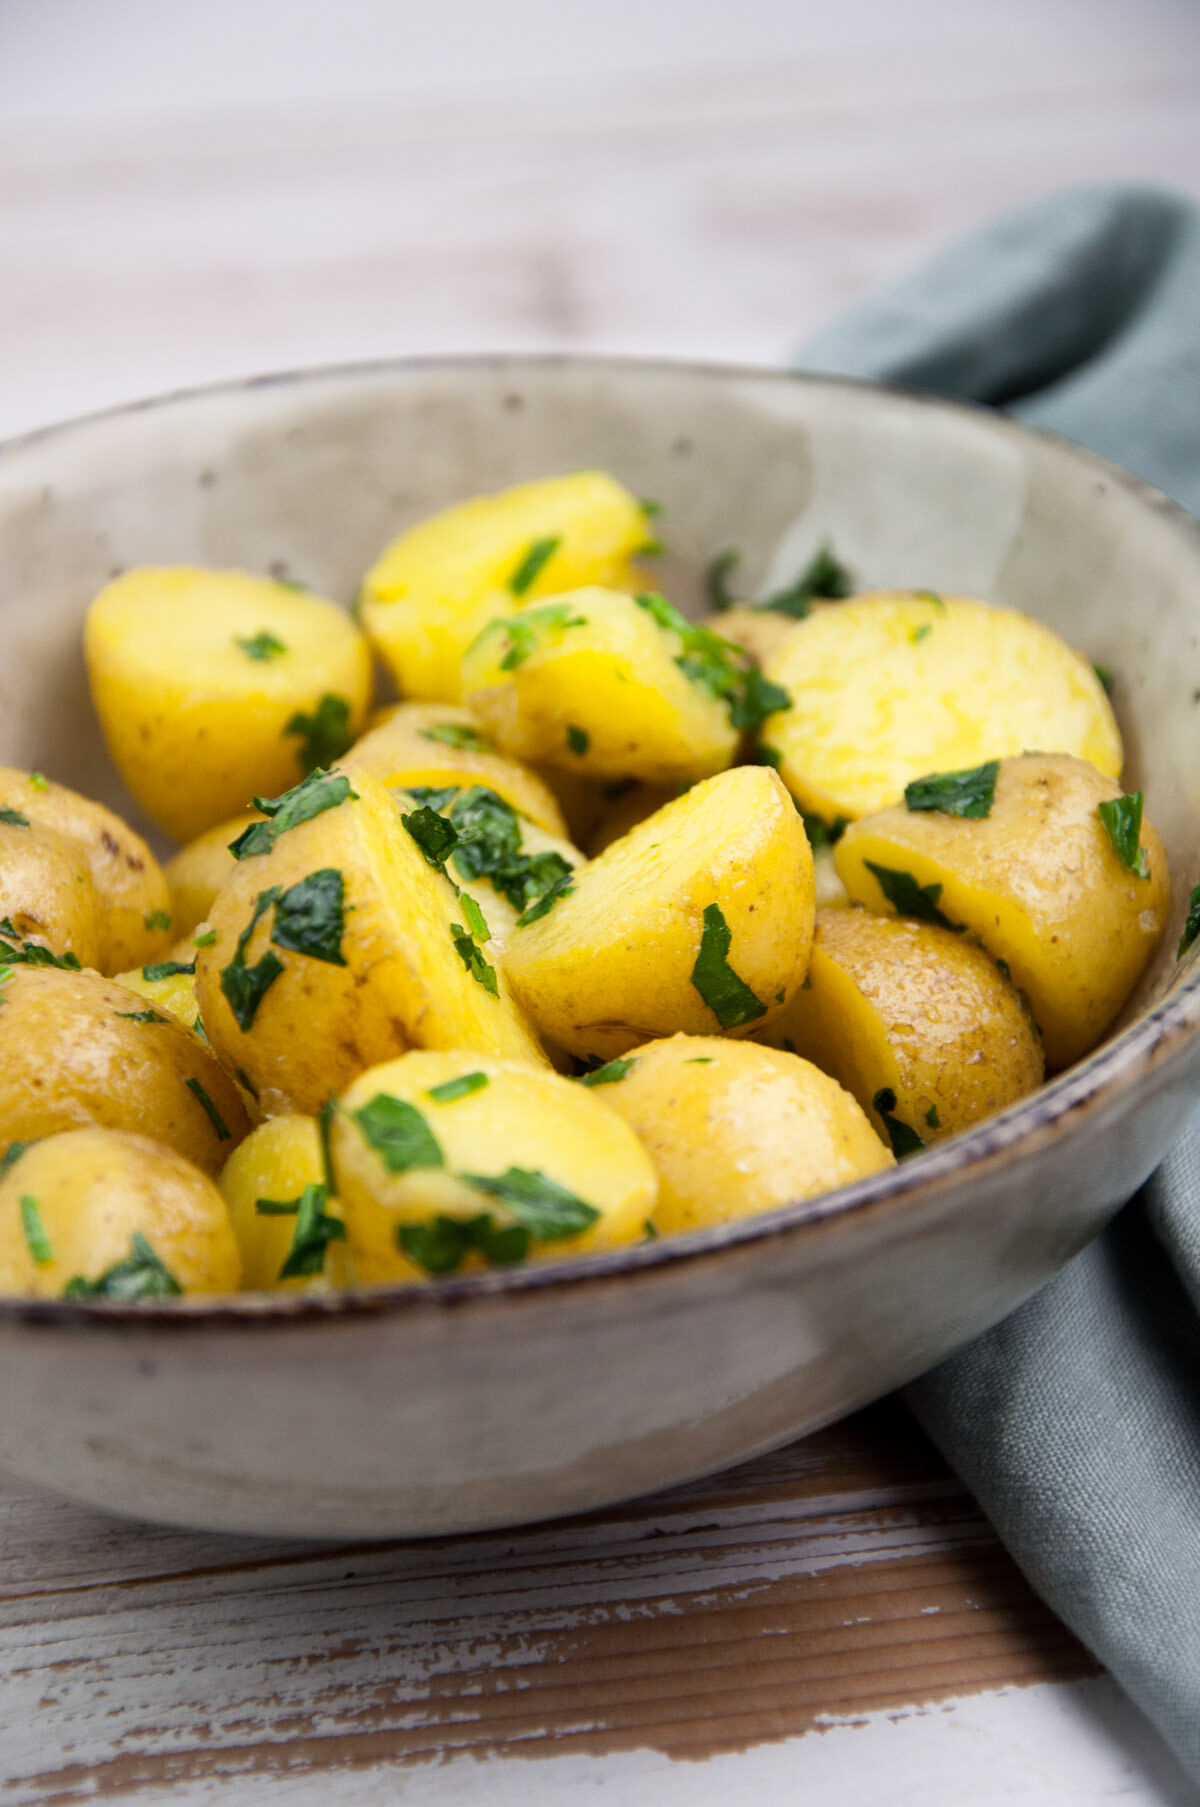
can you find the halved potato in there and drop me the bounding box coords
[462,588,740,782]
[585,782,680,857]
[503,766,814,1060]
[760,908,1044,1148]
[0,1128,240,1299]
[359,471,654,703]
[345,702,568,835]
[218,1114,352,1293]
[0,817,102,969]
[85,567,372,841]
[759,591,1122,822]
[112,940,203,1034]
[599,1035,892,1233]
[835,753,1169,1069]
[330,1052,657,1283]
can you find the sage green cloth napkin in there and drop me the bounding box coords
[799,185,1200,1784]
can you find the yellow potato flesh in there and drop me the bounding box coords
[503,766,814,1060]
[0,1128,240,1298]
[85,568,372,842]
[760,591,1123,822]
[331,1052,657,1284]
[0,819,102,970]
[359,471,652,703]
[112,952,202,1034]
[195,769,546,1115]
[218,1114,352,1293]
[345,702,568,835]
[835,753,1169,1070]
[165,813,264,938]
[760,908,1044,1146]
[600,1035,892,1234]
[0,766,171,973]
[462,588,739,782]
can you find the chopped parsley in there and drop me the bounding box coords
[219,888,285,1030]
[20,1195,52,1266]
[705,548,741,612]
[354,1094,444,1173]
[28,773,48,793]
[758,545,854,618]
[141,959,195,981]
[0,1141,28,1179]
[428,1071,489,1104]
[636,591,789,736]
[419,721,493,751]
[872,1089,926,1159]
[0,918,81,971]
[910,623,933,645]
[272,1183,346,1280]
[642,1219,659,1241]
[1098,794,1150,879]
[580,1056,637,1086]
[316,1094,336,1190]
[461,1166,600,1240]
[458,892,491,943]
[925,1104,941,1129]
[0,807,29,827]
[641,498,663,518]
[508,535,561,596]
[63,1232,183,1301]
[863,862,956,930]
[285,693,354,775]
[913,590,947,610]
[193,928,216,948]
[728,668,791,735]
[405,783,462,814]
[755,742,783,769]
[230,770,356,860]
[690,902,767,1029]
[904,761,999,820]
[684,1056,714,1064]
[269,868,347,965]
[566,724,590,756]
[497,602,587,671]
[799,812,849,852]
[398,1213,528,1275]
[1178,884,1200,960]
[402,803,460,873]
[515,869,575,927]
[450,923,499,994]
[116,1007,168,1024]
[185,1075,231,1141]
[235,630,288,662]
[1093,662,1115,696]
[143,909,172,933]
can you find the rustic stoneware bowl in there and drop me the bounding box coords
[1,356,1199,1539]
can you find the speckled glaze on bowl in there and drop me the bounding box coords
[1,356,1199,1539]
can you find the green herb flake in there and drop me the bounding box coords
[642,1219,659,1240]
[1098,794,1150,879]
[0,1141,27,1179]
[580,1056,637,1087]
[316,1094,336,1190]
[863,861,956,930]
[508,535,561,596]
[729,669,791,735]
[63,1232,182,1301]
[28,773,48,793]
[461,1166,600,1240]
[428,1071,489,1105]
[398,1213,529,1275]
[458,892,491,944]
[450,924,500,994]
[0,807,29,827]
[277,1183,346,1280]
[355,1094,444,1173]
[755,742,783,769]
[270,868,347,966]
[285,694,354,775]
[185,1075,231,1141]
[904,761,999,820]
[515,870,575,927]
[235,630,288,662]
[219,888,284,1031]
[910,623,932,645]
[193,928,217,948]
[0,918,81,972]
[236,1066,260,1099]
[141,959,195,981]
[690,902,767,1029]
[402,804,460,874]
[115,1007,168,1024]
[704,548,741,612]
[566,724,590,757]
[641,498,663,519]
[419,722,492,751]
[1178,884,1200,960]
[230,770,356,860]
[1093,662,1115,697]
[759,544,854,618]
[913,590,947,611]
[20,1195,52,1266]
[406,783,461,814]
[925,1104,940,1129]
[498,602,587,671]
[872,1089,926,1159]
[143,909,172,933]
[684,1056,713,1064]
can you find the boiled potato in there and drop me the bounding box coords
[330,1052,657,1283]
[0,1128,240,1299]
[0,765,172,972]
[461,588,740,782]
[218,1114,351,1292]
[585,782,679,857]
[0,817,102,969]
[112,941,203,1033]
[835,753,1169,1069]
[195,767,547,1115]
[503,766,814,1060]
[85,567,372,842]
[760,908,1044,1148]
[0,965,250,1174]
[759,591,1122,822]
[345,702,568,835]
[165,812,264,938]
[597,1035,892,1233]
[359,471,654,703]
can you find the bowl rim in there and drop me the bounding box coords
[3,348,1199,1328]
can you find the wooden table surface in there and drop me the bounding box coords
[1,1,1200,1798]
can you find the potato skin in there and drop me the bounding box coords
[85,567,372,841]
[346,704,569,836]
[0,818,103,969]
[600,1035,892,1234]
[195,769,547,1116]
[503,766,815,1060]
[165,813,263,939]
[760,591,1123,822]
[760,908,1044,1145]
[0,966,250,1175]
[331,1052,657,1284]
[835,753,1169,1070]
[0,1128,240,1298]
[218,1114,351,1293]
[0,766,171,973]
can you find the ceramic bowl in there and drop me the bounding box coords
[1,356,1198,1539]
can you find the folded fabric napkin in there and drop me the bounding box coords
[799,184,1200,1784]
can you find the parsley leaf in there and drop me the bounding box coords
[28,773,48,793]
[872,1088,926,1159]
[637,591,792,735]
[20,1195,52,1266]
[705,548,741,612]
[193,929,216,948]
[402,803,460,874]
[219,888,284,1031]
[0,807,29,827]
[800,811,849,852]
[925,1104,940,1129]
[0,918,81,971]
[1178,884,1200,960]
[498,602,587,671]
[235,630,288,662]
[185,1075,231,1141]
[690,903,767,1028]
[566,724,590,756]
[354,1094,444,1173]
[419,722,492,751]
[759,544,854,618]
[728,668,791,735]
[285,694,354,775]
[1093,662,1115,697]
[230,770,356,860]
[115,1008,168,1024]
[0,1141,28,1180]
[270,868,347,965]
[143,909,172,933]
[398,1213,529,1275]
[910,623,932,645]
[508,535,561,595]
[1097,794,1150,879]
[428,1072,489,1104]
[141,959,195,981]
[458,892,491,943]
[450,924,499,994]
[580,1056,637,1086]
[461,1167,600,1240]
[515,870,575,927]
[276,1183,346,1280]
[904,761,999,820]
[63,1232,183,1301]
[863,862,956,929]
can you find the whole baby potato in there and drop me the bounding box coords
[597,1035,892,1234]
[759,908,1045,1149]
[85,567,372,842]
[835,753,1170,1069]
[0,1128,240,1299]
[503,766,815,1060]
[218,1114,351,1293]
[0,765,172,972]
[0,965,250,1174]
[330,1052,657,1284]
[195,768,546,1115]
[759,591,1122,823]
[358,471,654,703]
[0,817,102,969]
[345,702,569,836]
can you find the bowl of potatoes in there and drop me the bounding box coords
[0,354,1197,1538]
